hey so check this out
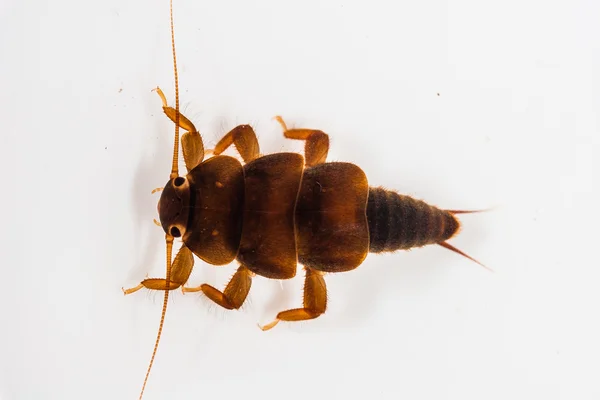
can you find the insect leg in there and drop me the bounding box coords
[183,265,253,310]
[273,116,329,167]
[212,125,260,163]
[259,267,326,331]
[122,245,194,295]
[154,87,205,171]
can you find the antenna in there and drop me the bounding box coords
[169,0,180,179]
[138,1,180,398]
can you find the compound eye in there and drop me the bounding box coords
[174,177,185,187]
[170,226,181,237]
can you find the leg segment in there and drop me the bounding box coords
[213,124,260,163]
[260,267,327,331]
[274,116,329,167]
[122,245,194,295]
[154,87,205,171]
[183,265,253,310]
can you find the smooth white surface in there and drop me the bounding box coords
[1,0,599,399]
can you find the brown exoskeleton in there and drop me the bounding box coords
[123,1,489,399]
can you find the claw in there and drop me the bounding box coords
[258,319,280,331]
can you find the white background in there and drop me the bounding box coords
[1,0,598,399]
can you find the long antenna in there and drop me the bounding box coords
[138,1,180,398]
[169,0,180,179]
[139,236,174,400]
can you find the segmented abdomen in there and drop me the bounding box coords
[366,187,459,253]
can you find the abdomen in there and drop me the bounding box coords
[366,186,459,253]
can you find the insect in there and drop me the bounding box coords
[123,1,489,398]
